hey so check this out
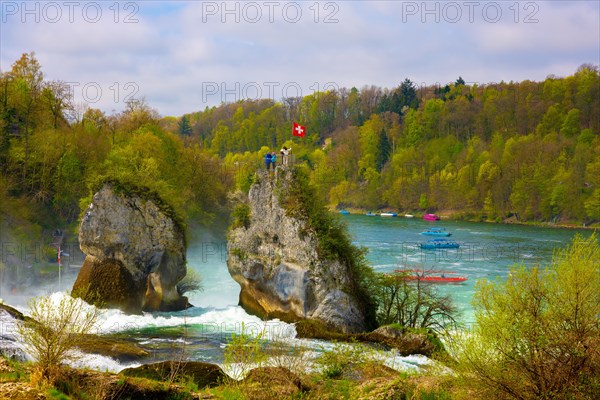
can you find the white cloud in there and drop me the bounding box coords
[1,0,597,116]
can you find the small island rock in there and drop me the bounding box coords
[73,182,188,313]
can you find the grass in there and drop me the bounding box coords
[0,353,461,400]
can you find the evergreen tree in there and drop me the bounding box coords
[376,128,391,171]
[178,115,193,136]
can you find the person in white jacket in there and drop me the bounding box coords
[280,146,291,166]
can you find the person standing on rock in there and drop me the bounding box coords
[280,146,291,166]
[264,152,272,170]
[270,152,277,169]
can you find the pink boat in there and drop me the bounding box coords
[423,213,440,221]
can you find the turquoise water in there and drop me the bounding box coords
[11,219,594,371]
[344,215,595,323]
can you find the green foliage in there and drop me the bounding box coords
[450,234,600,399]
[222,323,268,380]
[230,248,248,261]
[314,341,373,379]
[47,388,69,400]
[230,203,251,230]
[1,52,598,249]
[178,115,193,136]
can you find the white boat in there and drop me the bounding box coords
[380,212,398,217]
[404,214,414,218]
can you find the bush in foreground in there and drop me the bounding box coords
[17,293,99,386]
[450,233,600,399]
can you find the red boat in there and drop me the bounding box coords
[394,269,467,283]
[423,213,440,221]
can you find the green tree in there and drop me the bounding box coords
[584,188,600,221]
[451,234,600,399]
[418,193,428,210]
[178,115,193,136]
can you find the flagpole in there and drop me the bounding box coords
[58,245,61,291]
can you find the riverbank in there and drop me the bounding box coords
[332,207,599,231]
[0,353,458,400]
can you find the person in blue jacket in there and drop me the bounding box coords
[270,152,277,169]
[264,152,272,169]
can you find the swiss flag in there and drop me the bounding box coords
[57,245,61,265]
[292,122,306,138]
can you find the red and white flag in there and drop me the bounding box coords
[292,122,306,138]
[57,245,61,265]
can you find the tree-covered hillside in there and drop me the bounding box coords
[181,66,599,224]
[0,53,230,244]
[1,52,598,246]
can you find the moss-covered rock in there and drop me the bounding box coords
[74,182,188,313]
[72,257,141,314]
[227,167,376,333]
[295,320,444,357]
[241,366,308,399]
[121,361,228,389]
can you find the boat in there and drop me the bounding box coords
[380,212,398,217]
[420,227,452,237]
[420,238,460,249]
[339,210,350,215]
[365,212,378,216]
[404,214,414,218]
[423,213,440,221]
[394,269,468,283]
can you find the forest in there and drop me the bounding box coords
[1,52,599,246]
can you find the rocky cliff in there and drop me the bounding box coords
[72,182,188,313]
[227,167,374,333]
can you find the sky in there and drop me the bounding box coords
[1,0,599,116]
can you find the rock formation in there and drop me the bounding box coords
[73,182,188,313]
[227,168,373,333]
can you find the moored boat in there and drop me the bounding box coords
[423,213,440,221]
[380,212,398,217]
[365,212,378,216]
[420,227,452,236]
[420,238,460,249]
[404,214,414,218]
[339,210,350,215]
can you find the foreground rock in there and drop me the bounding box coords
[295,319,443,357]
[227,168,374,333]
[121,361,228,388]
[73,181,188,313]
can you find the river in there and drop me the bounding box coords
[4,217,594,373]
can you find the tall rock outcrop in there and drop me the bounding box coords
[73,182,188,313]
[227,168,374,333]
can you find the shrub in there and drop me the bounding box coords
[222,323,268,380]
[18,293,99,386]
[176,268,203,296]
[372,271,459,335]
[230,203,251,230]
[313,341,373,379]
[450,233,600,399]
